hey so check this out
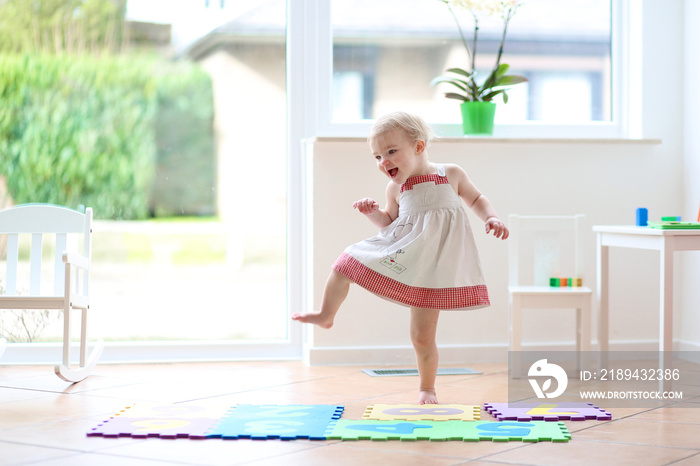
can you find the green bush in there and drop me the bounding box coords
[151,63,216,217]
[0,54,215,219]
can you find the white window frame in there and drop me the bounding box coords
[303,0,633,140]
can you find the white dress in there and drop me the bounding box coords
[333,164,489,310]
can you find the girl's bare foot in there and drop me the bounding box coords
[419,389,438,405]
[291,312,334,329]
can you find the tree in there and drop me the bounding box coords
[0,0,127,55]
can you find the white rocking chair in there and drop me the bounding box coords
[0,204,103,382]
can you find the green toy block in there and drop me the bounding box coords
[550,278,560,287]
[647,222,700,230]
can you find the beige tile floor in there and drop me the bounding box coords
[1,361,699,465]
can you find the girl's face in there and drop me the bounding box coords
[370,129,426,185]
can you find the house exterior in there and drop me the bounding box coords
[178,0,610,221]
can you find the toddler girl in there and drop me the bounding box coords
[292,111,508,404]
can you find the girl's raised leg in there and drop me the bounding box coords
[291,269,350,329]
[410,307,440,404]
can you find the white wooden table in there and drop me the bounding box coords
[594,226,700,380]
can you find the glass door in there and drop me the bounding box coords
[0,0,298,362]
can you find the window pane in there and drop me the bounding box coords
[0,0,288,344]
[331,0,611,124]
[110,1,288,342]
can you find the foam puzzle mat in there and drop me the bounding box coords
[87,402,230,439]
[483,402,612,421]
[88,417,217,439]
[326,420,571,442]
[87,402,587,442]
[207,404,345,440]
[363,404,480,421]
[114,403,229,420]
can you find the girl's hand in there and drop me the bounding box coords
[353,198,379,215]
[485,217,509,240]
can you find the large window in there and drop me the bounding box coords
[324,0,620,138]
[0,0,298,362]
[0,0,631,363]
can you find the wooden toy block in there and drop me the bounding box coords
[550,277,582,287]
[636,207,648,226]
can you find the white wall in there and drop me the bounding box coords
[681,0,700,352]
[302,0,696,365]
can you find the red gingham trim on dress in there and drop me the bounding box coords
[401,174,450,193]
[332,253,489,310]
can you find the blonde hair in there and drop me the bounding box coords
[368,111,435,147]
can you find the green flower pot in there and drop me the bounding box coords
[460,101,496,136]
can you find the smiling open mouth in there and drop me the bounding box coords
[388,168,398,178]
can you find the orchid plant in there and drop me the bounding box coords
[431,0,528,103]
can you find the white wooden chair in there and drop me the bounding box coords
[508,214,592,376]
[0,204,103,382]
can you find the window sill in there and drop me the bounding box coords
[308,136,662,145]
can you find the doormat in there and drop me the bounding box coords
[362,368,481,377]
